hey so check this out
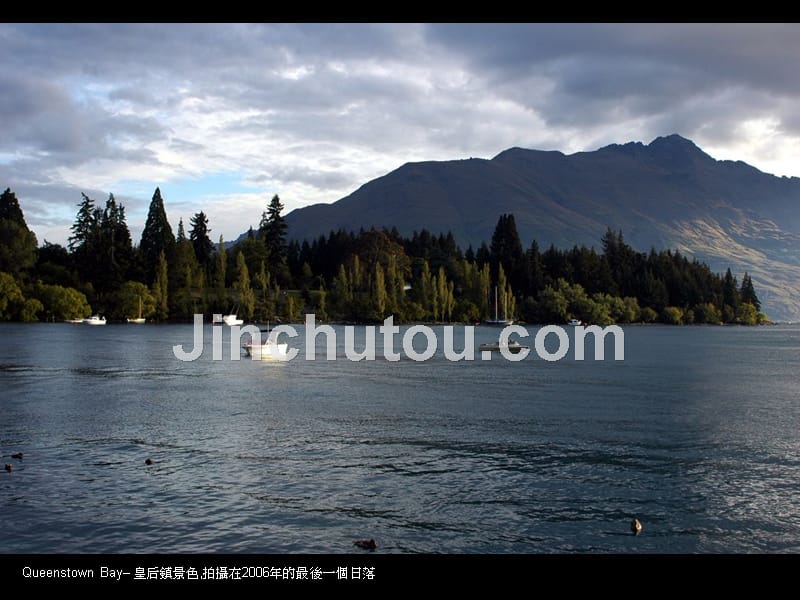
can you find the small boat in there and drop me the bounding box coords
[479,339,529,354]
[243,337,289,360]
[83,315,107,325]
[127,296,146,324]
[222,314,244,326]
[567,318,583,326]
[65,318,84,324]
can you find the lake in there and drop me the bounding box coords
[1,322,799,553]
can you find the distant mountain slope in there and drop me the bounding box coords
[285,135,800,320]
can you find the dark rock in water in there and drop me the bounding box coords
[145,458,154,466]
[4,464,12,472]
[353,539,377,550]
[11,452,23,460]
[630,517,643,535]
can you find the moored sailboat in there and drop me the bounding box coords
[483,286,513,326]
[127,296,146,324]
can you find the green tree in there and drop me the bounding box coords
[214,235,228,309]
[68,193,100,284]
[98,193,134,291]
[736,302,760,326]
[115,281,155,321]
[0,272,25,320]
[490,213,525,292]
[151,251,169,320]
[234,251,255,320]
[693,302,722,324]
[259,194,288,268]
[739,273,761,312]
[170,219,201,318]
[372,261,387,319]
[660,306,684,325]
[32,283,91,321]
[285,294,299,321]
[140,187,175,284]
[0,188,38,275]
[721,268,740,322]
[189,211,214,271]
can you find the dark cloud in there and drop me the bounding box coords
[0,23,798,245]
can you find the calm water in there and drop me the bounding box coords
[1,322,799,553]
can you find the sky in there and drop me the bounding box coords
[2,23,799,247]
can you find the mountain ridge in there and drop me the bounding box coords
[284,134,800,320]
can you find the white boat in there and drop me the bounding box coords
[568,318,583,326]
[65,318,84,324]
[83,315,106,325]
[127,296,146,324]
[484,286,513,326]
[479,339,529,354]
[222,314,244,326]
[243,337,289,360]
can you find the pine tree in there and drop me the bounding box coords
[170,219,200,318]
[489,213,524,291]
[259,194,287,264]
[739,272,761,311]
[722,268,740,322]
[98,193,133,291]
[68,193,96,252]
[140,187,175,283]
[0,188,38,275]
[189,211,214,269]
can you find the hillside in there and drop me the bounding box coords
[285,135,800,320]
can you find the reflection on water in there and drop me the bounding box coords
[1,323,799,553]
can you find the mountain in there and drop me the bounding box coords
[285,135,800,321]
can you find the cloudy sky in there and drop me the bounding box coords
[2,23,799,247]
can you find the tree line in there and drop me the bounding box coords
[0,187,765,325]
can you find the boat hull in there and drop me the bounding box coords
[243,342,289,360]
[479,342,528,354]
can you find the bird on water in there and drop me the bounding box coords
[353,539,377,550]
[630,518,643,535]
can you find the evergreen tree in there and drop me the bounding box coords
[176,218,187,243]
[0,188,38,275]
[170,220,201,318]
[189,211,214,269]
[526,240,545,296]
[722,268,740,322]
[489,213,524,291]
[97,193,133,291]
[139,187,175,283]
[259,194,287,263]
[739,272,761,311]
